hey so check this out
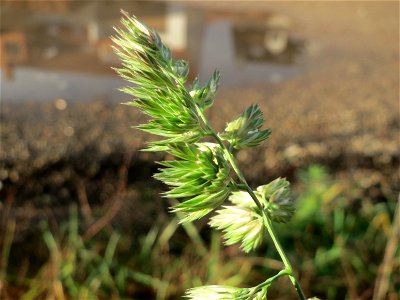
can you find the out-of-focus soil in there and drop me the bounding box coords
[1,1,399,240]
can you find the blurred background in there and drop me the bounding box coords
[0,1,399,299]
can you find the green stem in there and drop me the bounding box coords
[257,268,291,289]
[246,268,291,299]
[195,107,306,300]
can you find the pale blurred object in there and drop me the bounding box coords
[0,31,27,80]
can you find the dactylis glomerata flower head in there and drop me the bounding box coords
[220,104,271,149]
[227,178,296,225]
[210,178,295,252]
[209,203,265,253]
[256,178,295,223]
[155,143,232,223]
[112,12,204,151]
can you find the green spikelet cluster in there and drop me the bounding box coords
[113,12,231,221]
[227,178,295,224]
[221,104,271,149]
[112,11,204,151]
[209,178,294,253]
[257,178,295,223]
[155,143,232,222]
[114,12,307,300]
[209,198,265,253]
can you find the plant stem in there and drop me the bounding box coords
[256,269,291,289]
[195,107,307,300]
[247,269,290,300]
[246,269,291,299]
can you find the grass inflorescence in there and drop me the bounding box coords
[113,11,306,299]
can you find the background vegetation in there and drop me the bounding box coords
[1,165,398,299]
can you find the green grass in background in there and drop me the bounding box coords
[0,165,398,299]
